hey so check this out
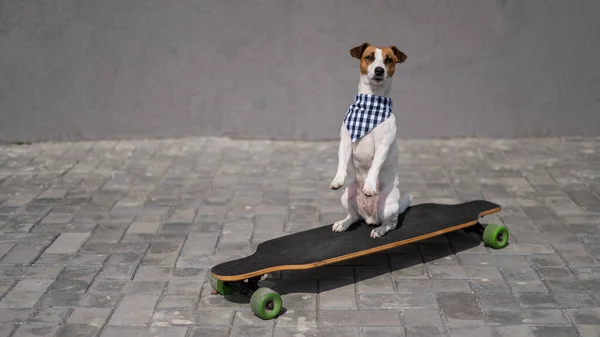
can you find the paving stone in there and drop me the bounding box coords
[229,325,274,337]
[108,294,161,326]
[176,233,219,267]
[359,326,404,337]
[102,326,189,337]
[151,308,234,326]
[187,326,230,337]
[0,243,49,265]
[0,308,30,324]
[427,265,468,279]
[96,253,143,280]
[47,266,99,293]
[17,266,63,279]
[274,326,359,337]
[529,254,566,268]
[470,279,520,308]
[448,326,495,337]
[572,267,600,279]
[530,326,579,337]
[66,308,112,327]
[87,279,126,294]
[457,254,530,267]
[157,294,197,309]
[274,309,317,328]
[80,242,148,254]
[121,281,166,295]
[354,266,394,293]
[233,310,276,329]
[0,279,54,308]
[578,326,600,337]
[517,293,561,308]
[318,279,357,310]
[484,308,569,325]
[565,309,600,325]
[0,278,14,294]
[141,242,184,267]
[400,307,446,337]
[535,266,575,279]
[512,233,580,244]
[358,292,437,309]
[561,252,600,267]
[437,292,485,326]
[462,266,504,279]
[553,293,598,309]
[87,224,129,244]
[13,325,59,337]
[389,254,428,279]
[0,244,14,259]
[165,279,203,296]
[394,278,470,293]
[319,309,401,326]
[47,253,109,266]
[45,233,91,254]
[126,216,162,234]
[546,279,600,293]
[55,324,101,337]
[500,267,548,292]
[26,308,71,324]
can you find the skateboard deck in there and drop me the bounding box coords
[211,200,502,282]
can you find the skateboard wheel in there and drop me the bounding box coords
[210,275,233,295]
[482,223,509,249]
[250,287,282,320]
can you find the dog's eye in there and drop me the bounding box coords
[365,54,374,61]
[385,57,393,64]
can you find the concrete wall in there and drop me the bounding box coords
[1,0,599,142]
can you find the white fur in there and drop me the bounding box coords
[330,47,411,238]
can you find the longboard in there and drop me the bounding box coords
[210,200,506,319]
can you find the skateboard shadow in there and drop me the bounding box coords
[223,224,485,308]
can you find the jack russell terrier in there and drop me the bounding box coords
[330,42,412,239]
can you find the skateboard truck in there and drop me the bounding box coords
[210,274,282,320]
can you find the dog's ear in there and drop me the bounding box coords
[350,42,370,59]
[390,46,407,63]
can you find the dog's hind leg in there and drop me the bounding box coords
[370,187,411,238]
[332,183,360,232]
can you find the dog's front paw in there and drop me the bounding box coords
[362,180,378,196]
[370,227,388,239]
[332,220,351,232]
[329,175,345,190]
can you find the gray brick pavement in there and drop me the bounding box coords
[0,136,599,336]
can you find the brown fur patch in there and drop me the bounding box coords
[350,43,407,77]
[359,46,377,75]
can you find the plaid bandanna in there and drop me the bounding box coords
[343,94,393,142]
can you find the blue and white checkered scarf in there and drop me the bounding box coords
[343,94,393,142]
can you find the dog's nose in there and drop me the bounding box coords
[374,67,385,77]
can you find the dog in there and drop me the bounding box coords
[330,42,412,239]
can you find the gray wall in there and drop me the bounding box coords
[1,0,599,142]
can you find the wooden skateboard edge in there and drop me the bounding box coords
[211,206,502,282]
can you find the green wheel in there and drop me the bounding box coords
[210,275,233,295]
[250,287,282,320]
[482,223,509,249]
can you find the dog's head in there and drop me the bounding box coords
[350,43,407,86]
